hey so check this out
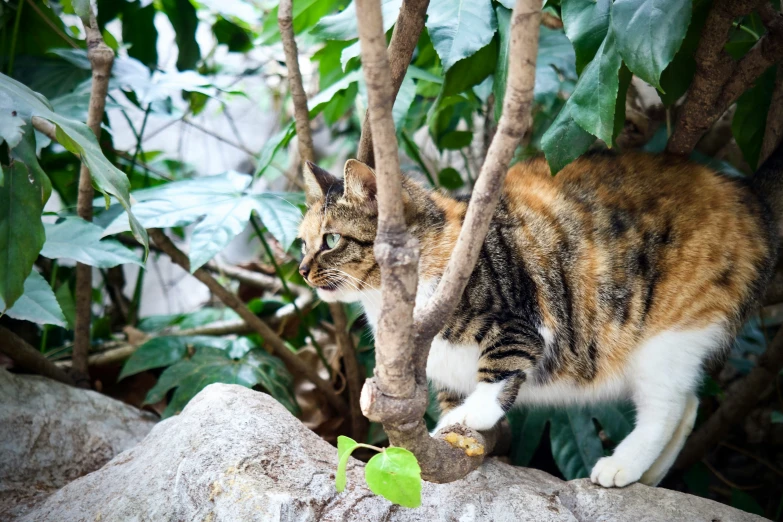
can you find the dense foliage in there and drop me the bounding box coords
[1,0,781,516]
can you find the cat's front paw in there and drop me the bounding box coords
[590,456,644,488]
[433,398,504,434]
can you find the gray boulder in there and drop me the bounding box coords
[0,369,156,519]
[22,383,766,521]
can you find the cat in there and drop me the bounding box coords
[297,146,783,488]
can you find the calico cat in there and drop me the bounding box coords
[297,146,783,488]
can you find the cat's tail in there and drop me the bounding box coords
[751,141,783,233]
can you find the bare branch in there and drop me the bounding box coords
[278,0,315,163]
[279,1,368,441]
[356,0,430,165]
[0,325,76,386]
[148,229,348,414]
[675,325,783,469]
[356,0,541,483]
[667,0,772,155]
[72,10,115,383]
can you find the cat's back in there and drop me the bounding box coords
[503,152,775,344]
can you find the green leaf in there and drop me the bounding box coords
[314,0,401,40]
[120,336,230,380]
[0,161,46,309]
[439,131,473,151]
[507,407,551,466]
[611,0,692,90]
[55,283,76,329]
[442,37,499,99]
[730,489,766,517]
[255,122,296,178]
[308,70,363,114]
[72,0,90,19]
[188,197,256,273]
[561,0,611,74]
[569,30,621,144]
[365,447,422,508]
[0,73,148,255]
[400,131,436,186]
[0,98,26,149]
[772,411,783,424]
[732,66,776,170]
[549,408,605,480]
[336,435,359,492]
[591,403,634,443]
[426,0,497,72]
[0,269,66,327]
[145,346,298,418]
[212,17,254,53]
[9,123,52,204]
[535,27,578,104]
[41,217,143,268]
[612,64,633,145]
[437,167,465,190]
[493,5,511,120]
[252,193,303,253]
[161,0,201,71]
[122,1,159,68]
[541,102,596,174]
[392,73,416,130]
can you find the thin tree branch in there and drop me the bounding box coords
[0,325,76,386]
[356,0,541,483]
[148,228,348,414]
[278,0,368,442]
[667,0,772,155]
[72,10,115,384]
[676,325,783,470]
[356,0,430,166]
[278,0,315,162]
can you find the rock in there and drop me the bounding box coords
[21,383,766,522]
[0,369,157,519]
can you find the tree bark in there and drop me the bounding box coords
[72,11,115,384]
[355,0,430,166]
[0,325,75,386]
[355,0,541,483]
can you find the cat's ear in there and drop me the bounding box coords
[303,161,340,205]
[343,159,377,202]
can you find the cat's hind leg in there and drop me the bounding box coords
[591,326,720,488]
[434,322,542,433]
[639,392,699,486]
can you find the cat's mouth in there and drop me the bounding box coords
[313,280,340,292]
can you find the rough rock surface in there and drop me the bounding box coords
[21,383,765,521]
[0,369,157,519]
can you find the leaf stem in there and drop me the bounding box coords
[7,0,24,76]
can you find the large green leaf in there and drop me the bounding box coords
[122,1,159,69]
[313,0,401,40]
[732,66,776,170]
[561,0,611,74]
[507,407,551,466]
[103,172,301,272]
[611,0,692,89]
[144,345,298,417]
[493,6,512,120]
[442,38,499,98]
[41,217,143,268]
[119,335,232,380]
[541,102,596,174]
[568,30,622,144]
[259,0,341,44]
[336,435,359,492]
[0,161,47,308]
[161,0,201,71]
[549,408,605,480]
[0,73,148,255]
[535,27,578,105]
[365,447,422,508]
[0,269,66,327]
[426,0,497,71]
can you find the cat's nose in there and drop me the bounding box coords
[299,263,311,280]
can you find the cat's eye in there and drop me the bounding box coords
[324,233,341,249]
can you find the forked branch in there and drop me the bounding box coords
[356,0,541,482]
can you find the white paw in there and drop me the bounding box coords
[590,456,644,488]
[433,397,504,434]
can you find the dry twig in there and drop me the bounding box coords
[0,326,76,386]
[355,0,541,482]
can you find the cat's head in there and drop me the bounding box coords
[297,159,382,303]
